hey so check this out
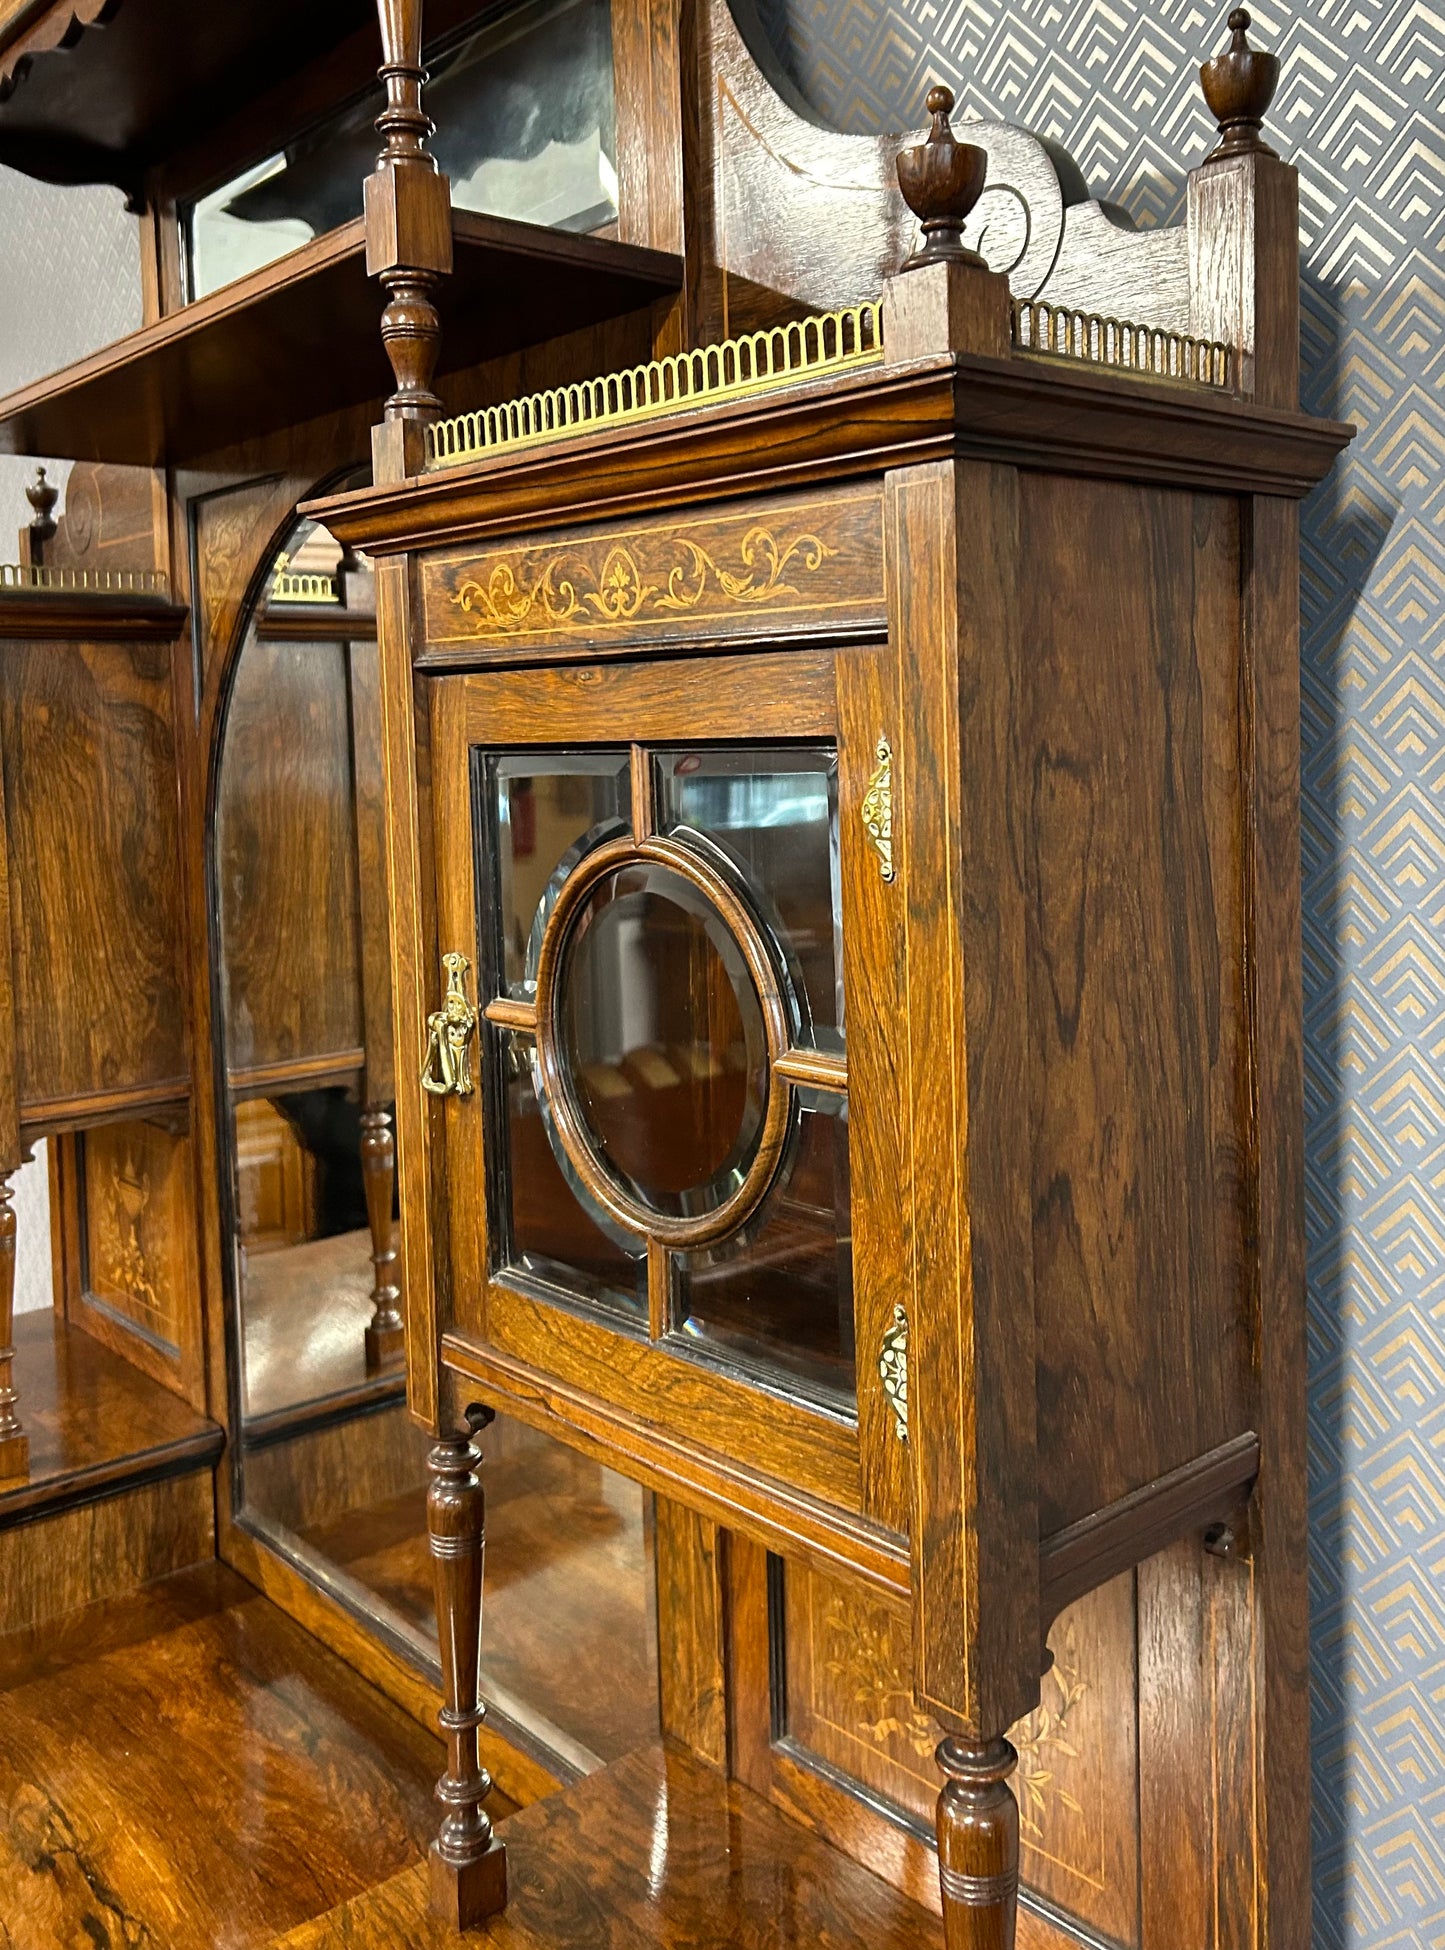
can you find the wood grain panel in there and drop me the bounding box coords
[0,1578,449,1949]
[453,646,836,744]
[216,634,363,1073]
[776,1556,1141,1946]
[654,1494,728,1767]
[1021,476,1251,1532]
[835,642,910,1537]
[0,1472,213,1633]
[188,472,294,691]
[0,639,187,1118]
[884,461,1039,1738]
[419,485,884,662]
[348,636,395,1103]
[276,1741,946,1950]
[484,1283,859,1513]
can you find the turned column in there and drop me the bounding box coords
[936,1737,1020,1950]
[0,1170,27,1482]
[428,1410,507,1927]
[360,1106,404,1369]
[367,0,453,483]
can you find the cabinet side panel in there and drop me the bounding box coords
[1,639,188,1117]
[1021,478,1250,1530]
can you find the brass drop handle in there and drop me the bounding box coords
[878,1303,909,1442]
[420,951,478,1098]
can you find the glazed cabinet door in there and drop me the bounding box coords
[425,646,911,1549]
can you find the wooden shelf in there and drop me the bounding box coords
[0,1308,222,1529]
[0,210,681,468]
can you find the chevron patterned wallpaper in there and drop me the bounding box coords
[749,1,1445,1944]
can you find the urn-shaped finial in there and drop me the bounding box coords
[24,466,57,544]
[895,85,988,271]
[1200,8,1280,162]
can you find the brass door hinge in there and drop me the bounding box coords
[862,735,895,883]
[878,1303,909,1441]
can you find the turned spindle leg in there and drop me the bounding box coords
[936,1736,1020,1950]
[428,1415,507,1928]
[0,1172,26,1484]
[360,1106,404,1370]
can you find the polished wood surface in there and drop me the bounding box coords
[1021,476,1248,1534]
[275,1742,948,1950]
[300,1415,660,1771]
[0,1563,516,1949]
[218,632,363,1075]
[0,1472,214,1633]
[240,1226,402,1426]
[0,214,680,468]
[0,1308,220,1527]
[0,636,188,1129]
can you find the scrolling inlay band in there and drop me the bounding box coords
[419,488,886,653]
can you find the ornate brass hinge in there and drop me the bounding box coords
[878,1303,909,1442]
[861,735,895,883]
[421,952,478,1098]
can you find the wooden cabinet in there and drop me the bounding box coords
[315,28,1352,1932]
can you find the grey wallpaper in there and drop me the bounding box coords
[750,2,1445,1945]
[0,161,141,528]
[0,9,1440,1941]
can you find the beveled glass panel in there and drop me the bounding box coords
[559,861,769,1220]
[501,1032,646,1317]
[672,1090,854,1409]
[489,753,629,997]
[656,746,843,1053]
[185,0,618,300]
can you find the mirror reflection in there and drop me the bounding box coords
[214,485,659,1772]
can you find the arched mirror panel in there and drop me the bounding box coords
[213,482,659,1774]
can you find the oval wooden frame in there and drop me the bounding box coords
[532,834,793,1249]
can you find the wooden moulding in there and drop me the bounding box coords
[0,593,188,640]
[309,352,1354,562]
[441,1329,912,1601]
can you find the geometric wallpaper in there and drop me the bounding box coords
[0,7,1439,1940]
[750,3,1443,1944]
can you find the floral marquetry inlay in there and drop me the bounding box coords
[782,1559,1140,1939]
[453,528,834,633]
[419,486,885,657]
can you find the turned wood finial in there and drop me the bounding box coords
[1200,8,1280,163]
[366,0,453,427]
[896,84,988,272]
[25,466,57,546]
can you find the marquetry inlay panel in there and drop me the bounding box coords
[419,485,885,661]
[781,1560,1140,1944]
[82,1120,194,1354]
